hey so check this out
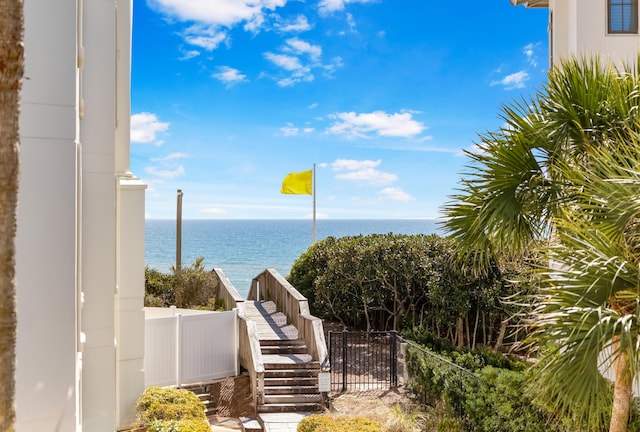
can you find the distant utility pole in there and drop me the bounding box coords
[176,189,183,271]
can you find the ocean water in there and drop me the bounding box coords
[145,219,441,296]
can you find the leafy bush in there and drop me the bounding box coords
[145,258,220,309]
[383,403,428,432]
[297,414,381,432]
[403,339,627,432]
[288,233,532,349]
[134,387,209,432]
[145,418,211,432]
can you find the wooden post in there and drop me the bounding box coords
[176,189,182,271]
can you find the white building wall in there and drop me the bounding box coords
[16,0,79,430]
[548,0,640,66]
[16,0,145,430]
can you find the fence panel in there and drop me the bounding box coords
[144,316,178,387]
[144,309,238,387]
[328,331,398,393]
[180,311,239,383]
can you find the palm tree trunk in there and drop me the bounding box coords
[456,317,464,348]
[494,318,508,351]
[610,344,632,432]
[0,0,23,429]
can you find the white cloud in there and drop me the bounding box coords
[148,0,286,49]
[131,112,170,144]
[379,187,414,202]
[213,66,248,86]
[148,0,286,28]
[281,123,299,136]
[275,14,312,33]
[183,26,228,51]
[179,49,200,60]
[490,70,529,90]
[308,103,319,109]
[326,110,426,138]
[151,152,190,162]
[281,123,314,136]
[332,159,380,171]
[523,42,540,67]
[284,38,322,61]
[264,39,341,86]
[264,52,314,86]
[332,159,397,186]
[264,52,303,71]
[318,0,377,15]
[335,168,397,185]
[145,165,185,179]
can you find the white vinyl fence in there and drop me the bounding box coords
[144,307,239,387]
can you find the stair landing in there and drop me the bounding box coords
[243,301,299,340]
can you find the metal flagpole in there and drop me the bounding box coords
[313,163,316,243]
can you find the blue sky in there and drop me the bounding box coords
[131,0,549,220]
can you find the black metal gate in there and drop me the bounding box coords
[328,330,398,393]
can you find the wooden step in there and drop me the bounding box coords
[263,394,322,404]
[257,402,324,413]
[261,345,309,355]
[259,339,306,346]
[263,354,317,369]
[264,385,319,395]
[265,368,319,378]
[264,376,318,386]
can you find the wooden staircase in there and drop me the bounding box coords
[244,300,325,414]
[260,339,323,413]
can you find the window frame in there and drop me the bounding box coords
[608,0,639,34]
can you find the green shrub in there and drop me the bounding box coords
[436,418,463,432]
[297,414,381,432]
[145,258,220,309]
[134,387,208,431]
[145,418,211,432]
[382,403,428,432]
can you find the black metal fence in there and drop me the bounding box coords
[328,330,398,393]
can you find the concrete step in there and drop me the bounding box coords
[264,385,319,395]
[240,416,262,432]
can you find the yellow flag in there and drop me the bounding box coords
[281,169,313,195]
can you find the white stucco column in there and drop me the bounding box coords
[115,0,132,175]
[16,0,79,430]
[115,176,146,429]
[114,1,147,428]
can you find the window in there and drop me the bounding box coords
[609,0,638,34]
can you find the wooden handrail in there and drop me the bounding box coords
[249,269,329,370]
[212,268,245,312]
[237,313,265,409]
[212,269,264,409]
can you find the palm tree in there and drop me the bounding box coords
[442,57,640,431]
[0,0,23,430]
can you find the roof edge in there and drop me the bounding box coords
[511,0,549,7]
